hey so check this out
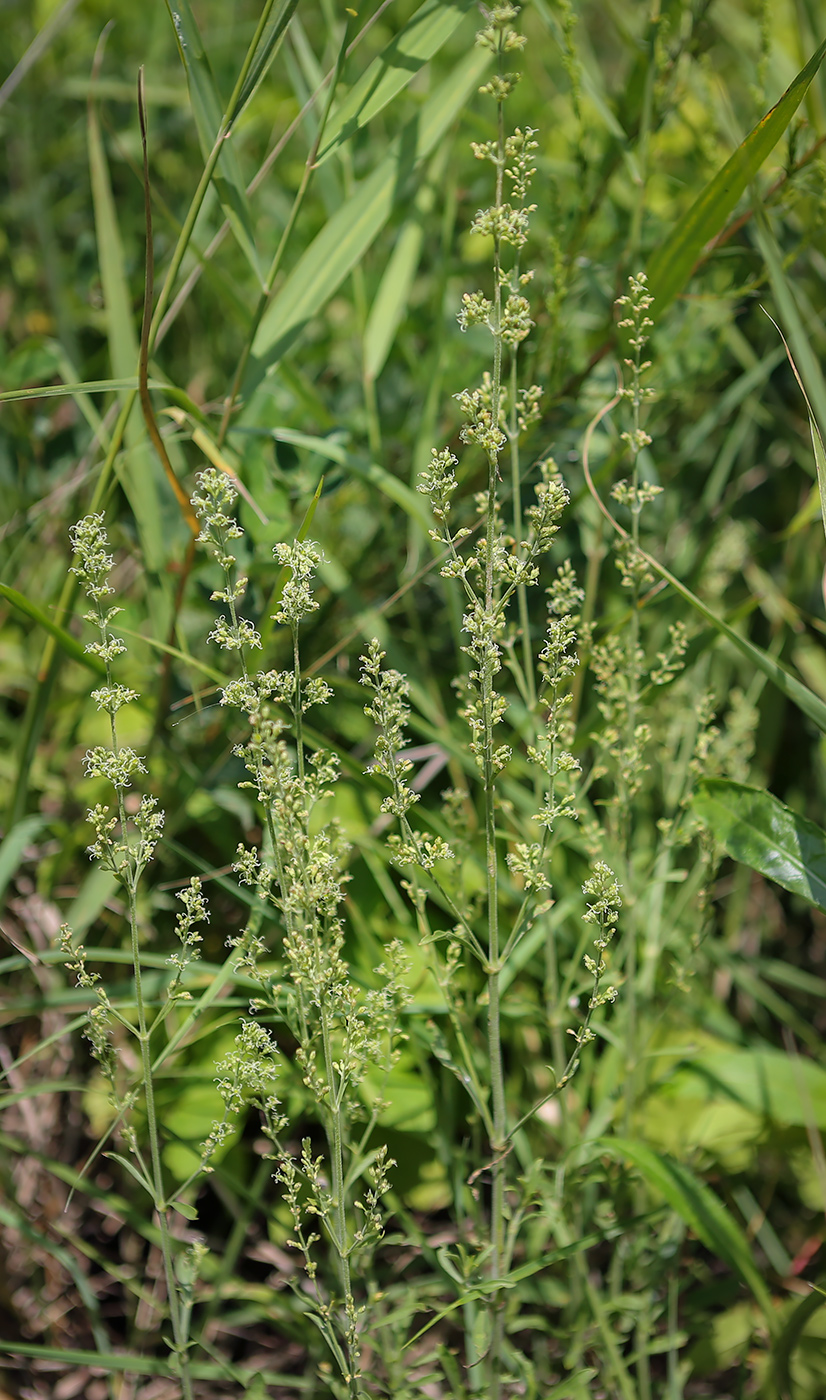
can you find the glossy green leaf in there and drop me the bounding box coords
[647,36,826,310]
[0,582,105,676]
[250,44,491,375]
[603,1138,773,1322]
[692,778,826,912]
[316,0,476,166]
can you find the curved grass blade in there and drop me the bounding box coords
[315,0,476,166]
[0,583,105,676]
[772,1276,826,1400]
[693,778,826,913]
[582,397,826,735]
[602,1138,774,1325]
[647,36,826,311]
[755,247,826,543]
[249,44,491,377]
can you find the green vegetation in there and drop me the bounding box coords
[2,1,826,1396]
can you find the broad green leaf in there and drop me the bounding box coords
[250,44,491,375]
[687,1046,826,1130]
[647,36,826,310]
[0,583,106,676]
[602,1138,774,1322]
[165,0,263,279]
[692,778,826,912]
[0,815,45,907]
[316,0,476,166]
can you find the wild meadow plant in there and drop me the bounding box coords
[56,8,633,1394]
[9,1,826,1397]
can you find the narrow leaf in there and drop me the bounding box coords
[250,44,491,376]
[233,0,301,118]
[692,778,826,912]
[164,0,262,279]
[647,36,826,310]
[0,816,46,907]
[602,1138,774,1322]
[316,0,476,166]
[0,583,106,676]
[755,263,826,543]
[0,376,170,403]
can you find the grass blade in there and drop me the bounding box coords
[603,1138,774,1324]
[0,815,45,908]
[88,44,166,570]
[164,0,284,281]
[0,582,105,676]
[752,224,826,542]
[315,0,476,166]
[583,397,826,735]
[232,0,301,119]
[364,148,446,382]
[249,44,491,376]
[692,778,826,913]
[647,36,826,311]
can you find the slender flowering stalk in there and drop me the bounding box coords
[67,514,207,1400]
[193,468,408,1397]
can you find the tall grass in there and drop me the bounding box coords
[2,1,826,1397]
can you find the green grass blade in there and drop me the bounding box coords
[771,1276,826,1399]
[88,68,166,570]
[603,1138,774,1324]
[0,1340,311,1384]
[249,44,491,375]
[0,582,106,675]
[0,815,45,907]
[0,376,169,402]
[364,149,446,381]
[752,225,826,542]
[232,0,301,119]
[630,542,826,734]
[647,36,826,311]
[164,0,263,280]
[315,0,476,166]
[692,778,826,913]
